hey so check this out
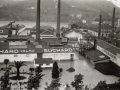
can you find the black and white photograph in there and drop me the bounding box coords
[0,0,120,90]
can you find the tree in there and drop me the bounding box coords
[35,65,42,75]
[93,80,107,90]
[44,78,61,90]
[52,61,59,79]
[27,68,45,90]
[71,74,84,90]
[1,70,10,90]
[10,60,27,79]
[4,59,9,70]
[29,67,34,75]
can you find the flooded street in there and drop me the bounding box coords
[39,52,119,89]
[0,52,119,90]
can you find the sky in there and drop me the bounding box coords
[111,0,120,7]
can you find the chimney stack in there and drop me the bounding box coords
[36,0,41,42]
[98,15,102,39]
[56,0,61,38]
[111,7,115,41]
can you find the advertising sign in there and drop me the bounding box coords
[0,49,36,54]
[44,48,74,53]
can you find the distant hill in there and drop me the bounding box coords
[0,0,120,23]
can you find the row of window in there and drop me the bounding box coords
[0,30,3,33]
[14,54,30,57]
[9,45,27,48]
[9,42,26,45]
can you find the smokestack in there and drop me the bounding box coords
[111,7,115,41]
[98,15,102,39]
[36,0,41,42]
[56,0,61,38]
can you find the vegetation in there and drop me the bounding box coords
[4,59,9,70]
[93,80,107,90]
[10,60,27,80]
[44,78,61,90]
[35,65,42,75]
[27,65,45,90]
[52,61,60,79]
[71,73,84,90]
[0,70,10,90]
[29,67,34,75]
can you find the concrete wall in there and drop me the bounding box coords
[42,53,75,60]
[0,54,37,62]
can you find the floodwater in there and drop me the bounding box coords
[0,21,119,89]
[0,52,119,90]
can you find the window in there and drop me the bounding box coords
[26,54,30,57]
[36,45,42,48]
[0,30,3,33]
[14,54,18,57]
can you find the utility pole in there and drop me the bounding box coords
[56,0,61,39]
[98,15,102,39]
[111,7,115,42]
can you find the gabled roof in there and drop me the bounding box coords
[35,58,53,64]
[6,35,34,41]
[103,21,118,25]
[0,24,25,30]
[0,29,9,35]
[31,25,55,35]
[69,21,88,28]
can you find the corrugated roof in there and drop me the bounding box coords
[85,49,110,62]
[97,39,112,49]
[97,39,120,55]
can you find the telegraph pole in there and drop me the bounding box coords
[111,7,115,42]
[98,15,102,39]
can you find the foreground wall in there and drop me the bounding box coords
[0,54,37,62]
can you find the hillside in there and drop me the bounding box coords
[0,0,120,22]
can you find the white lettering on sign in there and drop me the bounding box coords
[44,48,73,53]
[0,49,35,54]
[0,49,19,54]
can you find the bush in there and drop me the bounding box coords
[52,61,60,79]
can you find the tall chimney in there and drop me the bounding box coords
[56,0,61,38]
[36,0,41,42]
[98,15,102,39]
[111,7,115,41]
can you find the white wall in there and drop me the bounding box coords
[43,53,75,60]
[0,35,8,38]
[0,54,37,62]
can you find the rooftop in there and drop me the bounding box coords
[85,49,110,62]
[97,39,120,55]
